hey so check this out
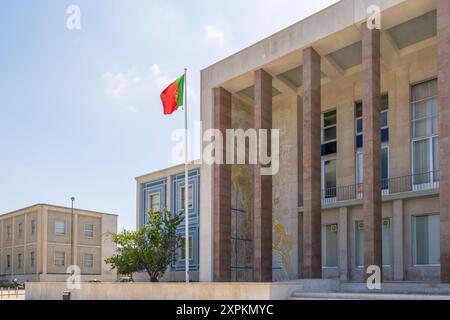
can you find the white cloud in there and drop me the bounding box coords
[204,24,225,47]
[101,70,143,99]
[150,64,171,89]
[100,65,197,112]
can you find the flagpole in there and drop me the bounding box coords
[183,68,189,284]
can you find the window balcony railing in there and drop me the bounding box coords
[320,171,440,206]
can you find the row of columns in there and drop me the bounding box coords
[213,69,274,282]
[213,0,450,283]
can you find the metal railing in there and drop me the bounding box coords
[320,171,439,205]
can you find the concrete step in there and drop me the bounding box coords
[290,291,450,300]
[339,282,450,295]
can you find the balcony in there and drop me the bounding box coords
[320,171,440,206]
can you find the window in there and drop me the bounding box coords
[6,225,11,240]
[322,157,337,198]
[6,254,11,269]
[54,252,65,267]
[412,214,440,265]
[18,223,23,238]
[321,110,337,156]
[355,220,392,267]
[356,146,389,189]
[355,221,364,268]
[382,219,391,266]
[83,254,94,268]
[411,80,439,185]
[31,220,36,236]
[322,224,338,267]
[17,253,23,269]
[180,184,194,211]
[355,94,389,149]
[180,235,194,261]
[148,192,161,212]
[30,252,35,267]
[84,224,94,238]
[322,110,337,144]
[355,95,390,188]
[54,220,66,236]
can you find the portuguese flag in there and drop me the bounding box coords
[160,74,185,115]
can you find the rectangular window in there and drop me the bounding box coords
[17,253,23,269]
[355,221,364,268]
[412,214,440,265]
[180,235,194,261]
[355,220,392,267]
[355,94,389,149]
[355,146,389,189]
[321,110,338,156]
[322,224,338,267]
[180,184,194,210]
[54,252,66,267]
[18,223,23,238]
[6,225,11,240]
[31,220,36,236]
[322,158,337,198]
[382,219,391,266]
[30,252,35,267]
[322,110,337,144]
[83,254,94,268]
[6,254,11,269]
[149,192,161,212]
[84,224,94,238]
[411,79,439,185]
[54,220,66,236]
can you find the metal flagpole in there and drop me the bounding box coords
[183,68,189,283]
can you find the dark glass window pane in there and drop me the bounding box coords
[323,110,337,127]
[355,102,363,118]
[323,126,336,142]
[381,128,389,142]
[381,111,388,128]
[356,135,363,149]
[381,148,389,180]
[356,119,363,133]
[321,142,337,156]
[381,94,389,111]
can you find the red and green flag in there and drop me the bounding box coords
[160,74,185,115]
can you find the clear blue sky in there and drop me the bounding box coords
[0,0,338,231]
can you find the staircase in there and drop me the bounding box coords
[287,280,450,300]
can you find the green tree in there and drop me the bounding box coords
[105,230,141,281]
[106,209,184,282]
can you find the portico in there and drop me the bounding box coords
[200,0,450,283]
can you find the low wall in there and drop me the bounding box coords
[25,282,301,300]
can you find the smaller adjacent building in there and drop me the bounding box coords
[135,162,200,282]
[0,204,117,283]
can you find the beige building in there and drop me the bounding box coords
[200,0,450,283]
[0,204,117,283]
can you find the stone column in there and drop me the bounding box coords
[338,207,349,281]
[42,207,48,276]
[298,97,303,208]
[392,200,404,280]
[254,69,273,282]
[362,22,382,279]
[302,47,322,279]
[213,87,232,282]
[73,213,78,267]
[437,0,450,283]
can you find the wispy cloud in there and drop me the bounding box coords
[100,65,197,112]
[101,70,143,99]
